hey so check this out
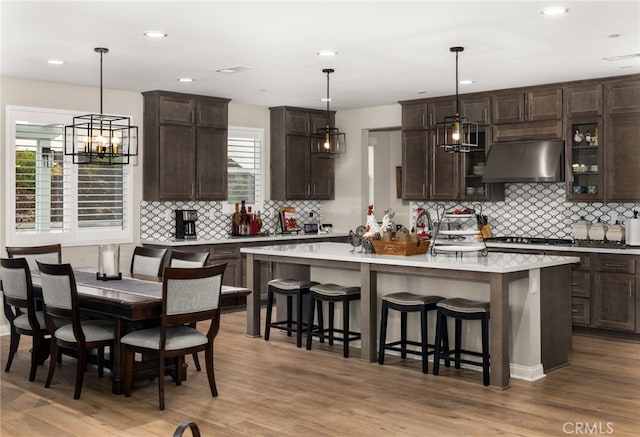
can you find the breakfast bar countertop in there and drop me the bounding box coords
[240,241,580,273]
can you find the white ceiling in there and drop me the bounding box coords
[2,1,639,111]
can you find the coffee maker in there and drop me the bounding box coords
[175,209,198,239]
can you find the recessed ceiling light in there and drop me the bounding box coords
[417,90,428,94]
[320,98,332,102]
[215,65,254,74]
[47,59,64,65]
[459,80,474,85]
[620,65,633,69]
[602,53,640,61]
[317,50,338,56]
[178,78,194,82]
[144,31,167,38]
[608,34,621,39]
[541,6,569,16]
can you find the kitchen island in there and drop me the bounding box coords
[242,242,580,389]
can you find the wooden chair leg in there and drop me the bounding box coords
[97,347,105,378]
[296,291,304,347]
[306,295,315,350]
[264,289,274,341]
[454,319,462,369]
[45,342,58,388]
[192,352,201,371]
[74,349,86,399]
[342,299,350,358]
[205,345,218,398]
[420,308,428,374]
[400,311,408,359]
[4,327,20,372]
[378,304,389,365]
[158,353,166,410]
[29,335,43,381]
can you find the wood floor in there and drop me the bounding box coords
[1,309,639,436]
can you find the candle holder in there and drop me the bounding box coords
[97,244,122,281]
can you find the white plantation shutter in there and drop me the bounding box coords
[14,136,72,235]
[7,106,133,246]
[227,127,264,207]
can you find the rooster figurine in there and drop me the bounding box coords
[363,205,382,238]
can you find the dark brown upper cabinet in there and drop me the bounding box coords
[143,90,230,201]
[400,99,456,129]
[461,96,491,125]
[492,88,562,124]
[606,78,640,114]
[565,83,603,117]
[605,112,640,200]
[270,106,336,201]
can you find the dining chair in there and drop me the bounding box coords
[169,250,210,268]
[121,263,226,410]
[6,244,62,273]
[130,246,167,280]
[1,257,49,381]
[169,249,211,371]
[36,261,115,399]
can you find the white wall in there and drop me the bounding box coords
[326,104,401,230]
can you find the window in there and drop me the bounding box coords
[6,106,134,246]
[227,126,264,209]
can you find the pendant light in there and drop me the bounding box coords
[436,46,478,153]
[64,47,138,164]
[311,68,346,158]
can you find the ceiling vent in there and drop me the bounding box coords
[215,65,254,74]
[601,53,640,61]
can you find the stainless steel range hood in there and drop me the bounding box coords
[482,140,565,183]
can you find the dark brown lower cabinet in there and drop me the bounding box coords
[593,253,637,332]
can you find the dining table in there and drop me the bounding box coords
[31,268,250,395]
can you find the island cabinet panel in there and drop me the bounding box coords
[605,112,640,201]
[143,90,230,201]
[270,106,336,200]
[605,78,640,114]
[565,83,603,117]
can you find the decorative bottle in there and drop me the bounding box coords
[232,203,241,235]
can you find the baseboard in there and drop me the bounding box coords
[0,323,10,337]
[510,363,546,381]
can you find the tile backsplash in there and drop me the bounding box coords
[140,200,321,241]
[411,183,640,239]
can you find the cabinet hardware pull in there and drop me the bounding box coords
[603,263,623,268]
[422,113,425,128]
[571,309,578,313]
[571,282,578,286]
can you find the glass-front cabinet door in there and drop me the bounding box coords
[567,119,603,201]
[462,129,488,200]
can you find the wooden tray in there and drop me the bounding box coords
[371,240,430,256]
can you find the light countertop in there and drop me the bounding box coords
[142,232,347,247]
[240,242,580,274]
[486,242,640,255]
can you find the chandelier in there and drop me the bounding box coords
[436,46,478,153]
[311,68,346,158]
[64,48,138,164]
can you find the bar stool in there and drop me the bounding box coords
[306,283,361,358]
[433,297,490,386]
[264,278,318,348]
[378,292,445,374]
